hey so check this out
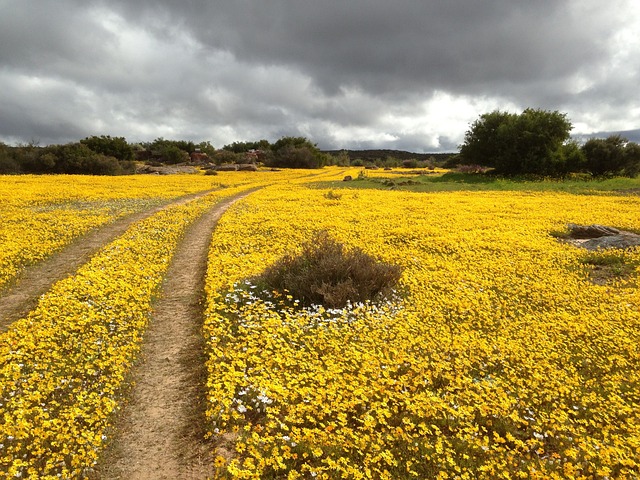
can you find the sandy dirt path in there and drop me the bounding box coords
[92,191,254,479]
[0,190,215,332]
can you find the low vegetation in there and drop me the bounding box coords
[321,170,640,195]
[253,231,403,308]
[579,250,640,285]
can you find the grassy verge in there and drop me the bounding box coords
[315,170,640,194]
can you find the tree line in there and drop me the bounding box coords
[457,109,640,177]
[0,136,332,175]
[1,112,639,177]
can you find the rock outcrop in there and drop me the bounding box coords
[562,224,640,250]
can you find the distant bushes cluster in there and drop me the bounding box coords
[348,155,439,170]
[3,114,638,177]
[0,138,136,175]
[0,135,331,175]
[0,132,456,176]
[223,136,338,169]
[0,136,224,175]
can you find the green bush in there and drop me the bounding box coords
[402,159,418,168]
[159,144,189,164]
[80,135,134,161]
[579,250,639,284]
[267,136,325,169]
[582,136,640,178]
[0,144,20,173]
[254,231,403,308]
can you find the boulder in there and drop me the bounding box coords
[579,233,640,251]
[567,224,621,239]
[563,224,640,250]
[215,164,239,171]
[237,164,258,171]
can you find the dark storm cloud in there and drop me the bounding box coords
[0,0,638,150]
[109,0,613,97]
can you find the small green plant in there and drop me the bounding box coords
[549,228,572,239]
[324,190,342,200]
[580,250,639,285]
[581,252,626,267]
[253,231,403,308]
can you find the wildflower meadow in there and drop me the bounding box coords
[1,169,639,478]
[204,182,639,479]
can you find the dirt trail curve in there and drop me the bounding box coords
[0,190,215,332]
[92,190,255,480]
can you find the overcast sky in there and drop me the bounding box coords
[1,0,639,152]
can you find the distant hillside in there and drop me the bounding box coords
[323,149,455,163]
[573,128,640,144]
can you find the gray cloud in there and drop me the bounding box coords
[111,1,616,96]
[1,0,638,151]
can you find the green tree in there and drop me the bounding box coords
[196,141,217,158]
[159,144,189,164]
[269,136,324,169]
[144,138,194,162]
[80,135,134,161]
[459,109,573,175]
[459,110,514,168]
[223,139,271,153]
[39,143,127,175]
[330,150,350,166]
[45,143,91,173]
[9,143,43,173]
[582,135,630,177]
[554,141,586,174]
[623,141,640,177]
[212,149,242,165]
[0,142,20,173]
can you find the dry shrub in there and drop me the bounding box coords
[255,231,403,308]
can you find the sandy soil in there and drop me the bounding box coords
[91,191,254,479]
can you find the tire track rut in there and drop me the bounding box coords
[92,191,254,479]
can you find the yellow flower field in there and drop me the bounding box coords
[0,170,342,292]
[0,168,355,477]
[0,174,218,291]
[0,169,638,478]
[204,184,640,479]
[0,184,260,478]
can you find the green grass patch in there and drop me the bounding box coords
[316,171,640,194]
[580,250,639,285]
